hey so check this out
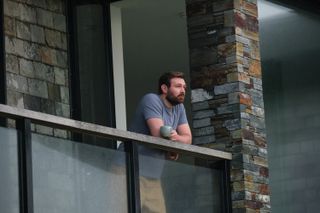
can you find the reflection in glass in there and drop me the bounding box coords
[32,133,127,213]
[0,127,19,213]
[138,145,224,213]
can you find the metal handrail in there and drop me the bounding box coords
[0,104,232,160]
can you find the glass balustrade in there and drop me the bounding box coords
[0,105,231,213]
[32,133,127,213]
[138,145,225,213]
[0,127,19,213]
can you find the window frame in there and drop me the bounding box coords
[0,0,6,126]
[66,0,116,132]
[0,0,6,104]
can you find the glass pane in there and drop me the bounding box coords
[259,0,320,212]
[32,133,128,213]
[0,127,19,213]
[138,145,224,213]
[76,4,114,128]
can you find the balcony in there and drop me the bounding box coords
[0,104,232,213]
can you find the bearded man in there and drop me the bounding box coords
[128,71,192,213]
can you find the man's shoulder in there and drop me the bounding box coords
[136,93,162,110]
[142,93,160,100]
[141,93,161,103]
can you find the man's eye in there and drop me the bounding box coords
[174,84,186,90]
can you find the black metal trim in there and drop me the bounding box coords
[124,142,141,213]
[0,0,6,127]
[66,0,82,122]
[0,0,5,105]
[66,0,83,143]
[16,118,33,213]
[221,160,232,213]
[103,0,117,131]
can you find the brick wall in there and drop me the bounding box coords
[4,0,69,137]
[186,0,270,212]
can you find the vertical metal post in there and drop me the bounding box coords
[17,118,34,213]
[124,142,141,213]
[0,0,7,127]
[222,160,232,213]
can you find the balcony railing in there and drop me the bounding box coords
[0,104,232,213]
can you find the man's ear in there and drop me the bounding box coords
[161,84,168,94]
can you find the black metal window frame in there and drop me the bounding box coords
[0,0,6,127]
[0,104,232,213]
[0,0,5,103]
[16,118,34,213]
[66,0,116,128]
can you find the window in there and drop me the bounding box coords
[67,0,116,147]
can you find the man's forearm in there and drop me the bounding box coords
[172,134,192,144]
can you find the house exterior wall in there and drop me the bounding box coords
[2,0,270,212]
[186,0,270,212]
[4,0,69,137]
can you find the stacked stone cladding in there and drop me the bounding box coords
[186,0,270,212]
[2,0,270,210]
[4,0,69,137]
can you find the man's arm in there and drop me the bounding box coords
[170,123,192,144]
[146,118,164,137]
[146,118,192,144]
[146,118,192,160]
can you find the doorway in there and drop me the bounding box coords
[110,0,191,128]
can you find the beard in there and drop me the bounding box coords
[166,93,185,106]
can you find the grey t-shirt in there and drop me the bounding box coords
[129,93,188,178]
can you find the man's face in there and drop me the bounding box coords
[165,77,186,105]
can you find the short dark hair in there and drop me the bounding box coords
[158,71,185,94]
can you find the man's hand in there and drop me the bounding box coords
[146,118,192,161]
[146,119,192,144]
[166,130,179,160]
[170,124,192,144]
[169,129,178,141]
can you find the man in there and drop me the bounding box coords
[128,71,192,213]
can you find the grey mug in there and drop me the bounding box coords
[160,125,173,138]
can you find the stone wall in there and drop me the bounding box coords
[186,0,270,212]
[2,0,270,211]
[4,0,69,137]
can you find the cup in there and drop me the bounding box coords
[160,125,173,138]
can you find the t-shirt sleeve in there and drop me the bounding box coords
[178,105,188,126]
[141,94,163,121]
